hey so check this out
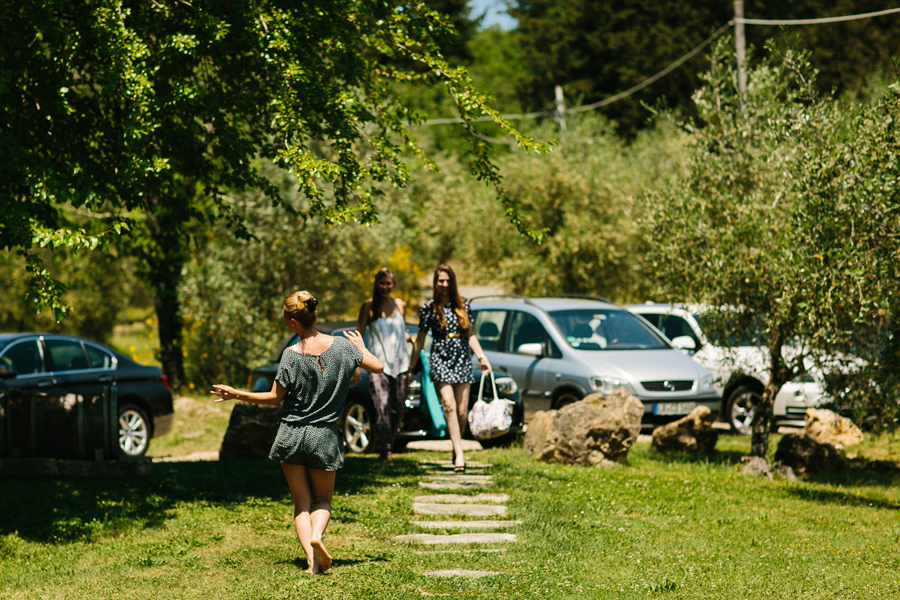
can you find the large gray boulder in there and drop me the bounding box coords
[218,402,281,460]
[774,432,843,475]
[523,390,643,466]
[651,405,719,454]
[804,408,863,449]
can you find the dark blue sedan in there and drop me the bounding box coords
[0,333,174,458]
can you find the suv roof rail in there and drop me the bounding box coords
[469,294,537,305]
[542,293,614,304]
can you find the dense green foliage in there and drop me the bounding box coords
[1,0,543,387]
[795,82,900,431]
[511,0,900,136]
[179,165,427,387]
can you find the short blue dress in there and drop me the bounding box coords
[268,336,363,471]
[418,299,475,384]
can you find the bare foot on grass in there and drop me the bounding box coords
[310,539,332,572]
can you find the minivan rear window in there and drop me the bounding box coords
[549,309,669,351]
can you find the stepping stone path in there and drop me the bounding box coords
[393,457,520,580]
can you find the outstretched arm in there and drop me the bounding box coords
[210,379,287,406]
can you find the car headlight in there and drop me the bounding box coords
[700,373,716,393]
[494,376,518,395]
[589,376,636,396]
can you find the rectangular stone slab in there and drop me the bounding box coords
[412,520,522,530]
[413,503,507,517]
[419,481,494,490]
[393,533,517,544]
[418,460,494,469]
[424,475,494,482]
[422,469,487,475]
[414,494,509,504]
[426,570,501,578]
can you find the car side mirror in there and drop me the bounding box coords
[517,343,543,358]
[670,335,698,354]
[0,365,16,379]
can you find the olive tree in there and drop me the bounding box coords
[643,39,855,457]
[796,82,900,431]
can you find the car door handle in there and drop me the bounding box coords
[98,376,112,383]
[36,381,53,388]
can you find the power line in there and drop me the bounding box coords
[572,22,732,113]
[419,6,900,128]
[737,6,900,26]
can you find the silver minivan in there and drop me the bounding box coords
[471,296,720,425]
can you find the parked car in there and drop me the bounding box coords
[247,322,524,452]
[469,295,720,427]
[0,333,174,457]
[623,303,826,433]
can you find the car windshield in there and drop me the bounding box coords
[549,309,669,351]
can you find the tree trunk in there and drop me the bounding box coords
[151,259,186,390]
[143,192,189,390]
[750,329,790,458]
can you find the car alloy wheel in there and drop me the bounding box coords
[342,400,376,453]
[118,404,151,457]
[728,386,760,435]
[553,391,580,410]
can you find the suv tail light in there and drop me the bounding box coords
[248,374,253,389]
[161,374,170,389]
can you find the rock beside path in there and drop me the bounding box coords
[651,406,718,454]
[775,432,843,475]
[524,390,643,466]
[218,403,279,460]
[805,408,863,449]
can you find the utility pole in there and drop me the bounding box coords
[735,0,747,95]
[554,85,567,134]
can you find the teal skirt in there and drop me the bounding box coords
[269,422,345,471]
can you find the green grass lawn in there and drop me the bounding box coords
[2,399,900,599]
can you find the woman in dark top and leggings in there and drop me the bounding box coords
[211,290,383,574]
[408,265,491,472]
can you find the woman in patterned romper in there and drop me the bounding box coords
[408,265,491,472]
[210,291,383,574]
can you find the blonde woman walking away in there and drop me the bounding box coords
[354,268,410,465]
[210,291,383,574]
[407,265,491,472]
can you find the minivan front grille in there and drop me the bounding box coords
[642,380,694,392]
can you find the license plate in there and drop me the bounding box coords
[654,402,698,416]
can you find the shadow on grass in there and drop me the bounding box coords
[277,556,387,571]
[784,483,900,510]
[0,454,414,545]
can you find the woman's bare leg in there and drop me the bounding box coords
[437,382,465,468]
[307,468,336,572]
[280,463,315,573]
[452,383,471,443]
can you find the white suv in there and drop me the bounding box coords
[471,296,720,427]
[623,303,826,433]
